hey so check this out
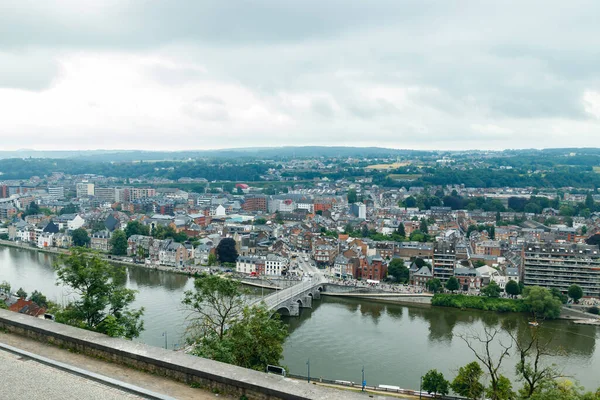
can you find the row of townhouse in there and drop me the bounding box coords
[127,235,193,267]
[235,254,289,276]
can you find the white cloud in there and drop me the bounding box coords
[0,1,599,150]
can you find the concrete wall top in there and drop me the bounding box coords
[0,310,386,400]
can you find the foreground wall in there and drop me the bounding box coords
[0,310,368,400]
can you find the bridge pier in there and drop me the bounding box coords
[287,302,300,316]
[300,295,312,308]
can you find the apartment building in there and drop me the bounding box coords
[242,195,268,212]
[432,241,456,284]
[523,242,600,298]
[76,182,95,198]
[95,187,116,203]
[47,186,65,200]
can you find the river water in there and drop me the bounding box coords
[1,247,599,390]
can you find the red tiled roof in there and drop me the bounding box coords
[8,299,46,318]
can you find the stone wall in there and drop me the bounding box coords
[0,309,368,400]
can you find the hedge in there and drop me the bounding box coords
[431,294,528,313]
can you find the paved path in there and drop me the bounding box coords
[0,348,143,400]
[0,332,230,400]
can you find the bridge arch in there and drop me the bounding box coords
[275,307,291,316]
[296,298,303,308]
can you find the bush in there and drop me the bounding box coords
[432,294,528,314]
[588,306,600,315]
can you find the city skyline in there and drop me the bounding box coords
[1,1,599,151]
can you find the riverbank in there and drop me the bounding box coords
[321,292,432,306]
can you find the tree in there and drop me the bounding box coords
[216,238,238,263]
[183,274,246,341]
[253,218,267,225]
[451,362,485,400]
[581,226,588,235]
[445,276,459,293]
[347,188,358,204]
[403,196,417,208]
[486,375,515,400]
[422,369,449,397]
[550,288,568,304]
[420,218,429,235]
[523,286,562,320]
[124,220,149,238]
[459,327,513,400]
[387,258,409,283]
[509,328,563,398]
[16,287,27,299]
[568,284,583,304]
[53,249,144,339]
[29,290,48,308]
[110,230,128,256]
[207,253,217,266]
[71,228,90,247]
[396,223,406,238]
[481,281,501,298]
[214,305,288,371]
[505,280,520,298]
[426,278,442,293]
[0,281,11,295]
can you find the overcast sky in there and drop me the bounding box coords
[1,1,599,151]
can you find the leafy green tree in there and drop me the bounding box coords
[419,218,429,234]
[485,375,515,400]
[110,230,128,256]
[29,290,49,308]
[505,280,520,298]
[445,276,459,293]
[403,196,417,208]
[426,278,442,293]
[193,304,288,372]
[451,362,485,400]
[183,274,246,341]
[481,281,501,298]
[387,258,409,283]
[581,226,588,235]
[0,299,7,309]
[568,284,583,303]
[124,220,149,238]
[207,253,218,266]
[53,249,144,338]
[216,238,238,263]
[550,288,568,304]
[347,188,358,204]
[253,218,267,225]
[71,228,90,247]
[396,223,406,238]
[523,286,562,320]
[16,287,27,299]
[0,233,9,240]
[422,369,449,397]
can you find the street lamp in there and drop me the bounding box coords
[306,359,310,383]
[419,375,423,400]
[361,365,365,391]
[162,331,168,349]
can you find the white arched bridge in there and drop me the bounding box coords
[252,275,326,317]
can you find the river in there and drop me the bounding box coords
[1,246,600,391]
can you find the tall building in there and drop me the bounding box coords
[242,195,267,212]
[129,188,156,201]
[523,242,600,298]
[351,202,366,219]
[76,182,95,198]
[47,186,65,200]
[433,241,456,284]
[95,187,116,203]
[0,185,8,198]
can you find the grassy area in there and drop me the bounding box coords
[387,174,422,180]
[593,166,600,173]
[432,293,528,313]
[365,162,411,170]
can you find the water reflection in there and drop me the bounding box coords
[127,265,190,291]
